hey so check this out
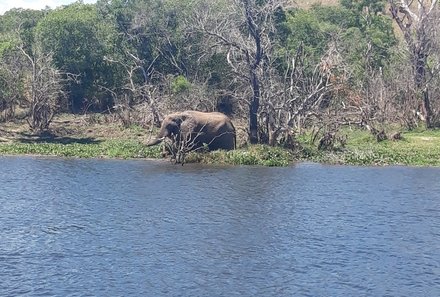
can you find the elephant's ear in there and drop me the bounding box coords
[172,114,187,127]
[171,117,182,128]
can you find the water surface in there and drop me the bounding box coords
[1,156,439,296]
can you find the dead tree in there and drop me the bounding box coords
[0,48,27,121]
[19,47,64,132]
[194,0,290,144]
[389,0,440,128]
[103,52,162,127]
[258,42,336,147]
[163,122,236,165]
[163,124,210,165]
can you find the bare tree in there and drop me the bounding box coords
[389,0,440,128]
[19,46,65,132]
[193,1,346,147]
[103,51,163,127]
[194,0,290,144]
[164,128,207,165]
[0,49,25,121]
[164,123,235,165]
[258,42,336,146]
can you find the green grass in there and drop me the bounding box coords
[1,128,439,166]
[0,141,293,166]
[0,140,162,159]
[302,129,440,166]
[187,145,293,166]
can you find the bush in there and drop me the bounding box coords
[171,75,191,94]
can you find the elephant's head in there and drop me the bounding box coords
[146,113,185,146]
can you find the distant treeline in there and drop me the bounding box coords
[0,0,439,143]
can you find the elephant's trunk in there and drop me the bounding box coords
[146,126,169,147]
[146,137,164,146]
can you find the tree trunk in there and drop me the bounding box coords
[249,69,260,144]
[414,47,433,128]
[389,0,437,129]
[244,0,262,144]
[423,89,433,128]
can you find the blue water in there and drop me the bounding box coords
[1,156,439,296]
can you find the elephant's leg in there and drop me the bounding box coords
[209,131,235,150]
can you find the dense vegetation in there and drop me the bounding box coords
[0,0,439,165]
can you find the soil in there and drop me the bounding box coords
[0,114,149,144]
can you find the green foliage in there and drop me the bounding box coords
[310,4,355,27]
[189,145,293,166]
[340,0,386,15]
[338,0,396,78]
[0,40,16,56]
[341,13,396,81]
[35,2,119,111]
[0,43,26,119]
[0,0,397,118]
[200,53,232,89]
[279,7,348,68]
[0,8,47,53]
[280,3,396,83]
[171,75,191,94]
[281,9,332,63]
[100,0,205,75]
[0,9,47,116]
[95,0,219,110]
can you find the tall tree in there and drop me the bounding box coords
[389,0,439,128]
[18,46,64,132]
[195,0,288,144]
[96,0,214,123]
[35,2,119,112]
[0,8,48,120]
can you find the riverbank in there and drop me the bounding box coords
[1,114,439,166]
[306,129,440,166]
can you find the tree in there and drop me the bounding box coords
[0,8,47,53]
[282,2,398,135]
[96,0,230,128]
[341,0,387,16]
[35,2,119,112]
[195,0,289,144]
[389,0,440,128]
[314,1,396,81]
[0,8,47,120]
[0,7,72,131]
[19,46,65,132]
[0,45,24,120]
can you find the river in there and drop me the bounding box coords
[1,156,439,296]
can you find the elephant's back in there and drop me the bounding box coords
[185,110,230,121]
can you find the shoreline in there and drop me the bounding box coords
[1,153,439,169]
[1,115,439,167]
[1,138,439,167]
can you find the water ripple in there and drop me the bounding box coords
[0,157,439,296]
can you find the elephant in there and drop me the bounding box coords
[146,110,236,152]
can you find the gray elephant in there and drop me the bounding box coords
[146,110,236,152]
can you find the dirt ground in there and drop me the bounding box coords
[0,113,150,144]
[0,112,250,147]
